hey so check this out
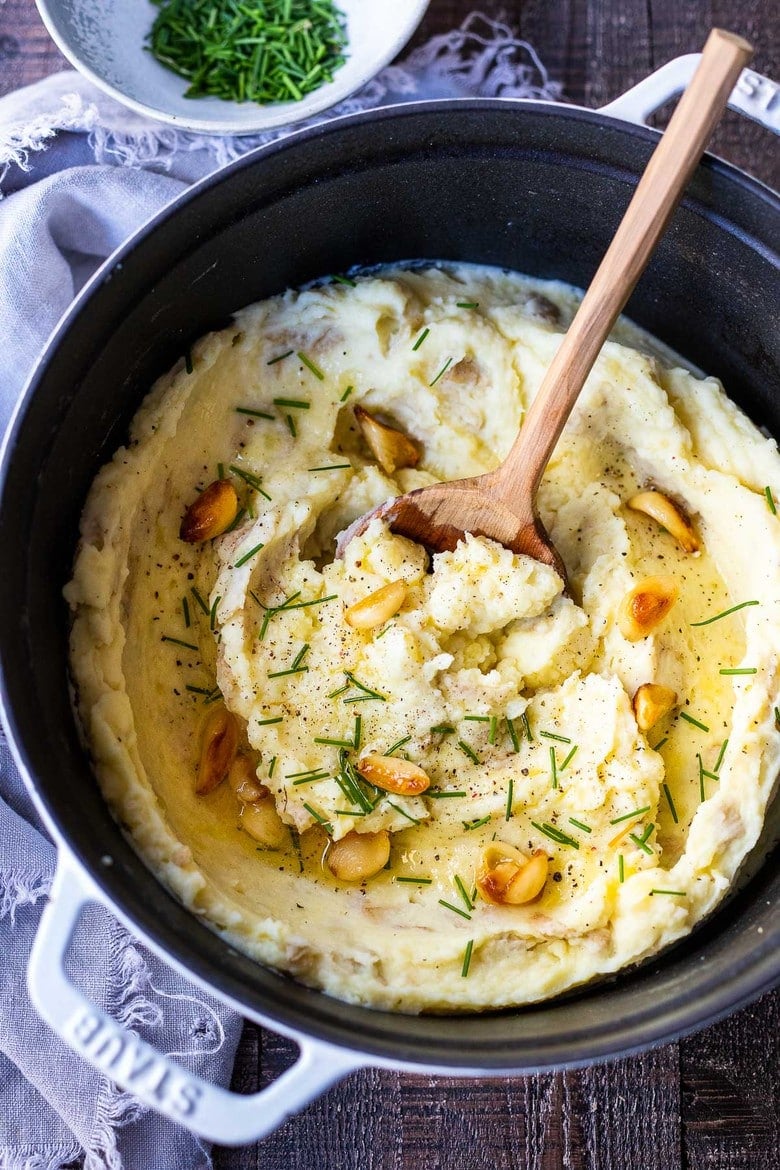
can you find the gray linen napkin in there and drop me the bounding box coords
[0,14,559,1168]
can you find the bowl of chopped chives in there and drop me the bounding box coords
[34,0,431,134]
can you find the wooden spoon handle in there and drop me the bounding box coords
[494,28,752,508]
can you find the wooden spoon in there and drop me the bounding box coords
[337,29,752,582]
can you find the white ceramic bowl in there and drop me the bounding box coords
[35,0,431,134]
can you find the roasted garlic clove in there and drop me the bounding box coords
[618,576,679,641]
[354,405,421,475]
[356,753,430,796]
[345,581,407,630]
[239,795,287,848]
[229,754,269,803]
[627,491,701,554]
[326,829,391,882]
[196,706,239,795]
[477,842,548,906]
[180,479,239,543]
[633,683,678,731]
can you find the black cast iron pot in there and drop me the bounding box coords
[1,61,778,1145]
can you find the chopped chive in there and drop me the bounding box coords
[540,730,572,744]
[454,875,473,911]
[209,594,221,631]
[331,274,357,287]
[506,716,520,753]
[456,301,479,308]
[336,809,367,817]
[291,773,330,786]
[652,737,669,751]
[610,805,651,825]
[204,688,222,705]
[256,716,284,726]
[461,939,474,977]
[618,854,625,883]
[302,803,332,834]
[487,716,498,744]
[662,783,679,824]
[267,349,294,365]
[464,715,490,722]
[225,506,247,534]
[314,736,354,748]
[386,735,412,756]
[766,486,777,514]
[353,714,362,751]
[457,740,481,765]
[395,875,433,885]
[698,753,707,801]
[181,596,191,628]
[375,621,394,639]
[339,385,354,402]
[268,756,277,779]
[185,684,212,696]
[568,817,592,834]
[628,824,655,854]
[438,899,472,921]
[217,462,225,480]
[273,397,310,410]
[429,357,452,387]
[550,746,558,790]
[228,464,272,500]
[308,463,352,472]
[719,667,758,676]
[521,713,533,742]
[236,406,274,419]
[297,352,324,380]
[328,684,350,699]
[690,599,759,626]
[650,888,687,897]
[430,724,455,735]
[679,711,710,732]
[343,672,386,703]
[234,542,265,569]
[184,349,193,374]
[285,414,297,438]
[191,587,210,615]
[161,635,199,651]
[427,790,467,799]
[531,821,579,849]
[268,665,309,678]
[286,764,324,778]
[412,327,429,351]
[560,745,578,771]
[714,739,729,773]
[505,776,514,821]
[463,815,491,830]
[387,801,421,825]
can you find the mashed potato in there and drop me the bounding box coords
[65,264,780,1011]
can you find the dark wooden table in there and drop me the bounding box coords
[2,2,778,1166]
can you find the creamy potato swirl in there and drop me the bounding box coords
[66,264,780,1011]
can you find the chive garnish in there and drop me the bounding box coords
[268,643,310,678]
[285,414,296,438]
[649,889,687,897]
[267,757,277,779]
[461,939,474,977]
[291,772,330,786]
[629,824,655,854]
[456,302,479,309]
[532,822,579,849]
[427,790,467,799]
[560,745,578,771]
[302,804,332,834]
[185,684,212,696]
[308,463,351,473]
[464,715,490,722]
[184,349,193,374]
[549,746,558,790]
[679,710,709,732]
[182,596,191,628]
[253,589,336,639]
[412,327,429,351]
[339,385,354,402]
[395,875,433,885]
[353,714,362,751]
[217,462,225,480]
[236,406,274,420]
[257,716,284,726]
[438,899,472,921]
[234,541,265,569]
[191,587,210,615]
[714,739,729,773]
[429,357,453,387]
[209,594,221,631]
[653,737,668,751]
[521,713,533,742]
[273,397,310,410]
[225,506,246,534]
[314,736,354,749]
[331,274,357,287]
[766,486,777,514]
[204,688,222,705]
[342,671,387,704]
[506,716,520,753]
[662,783,679,824]
[505,776,514,821]
[719,667,757,675]
[336,809,367,817]
[267,350,293,366]
[430,724,455,735]
[540,730,572,744]
[386,735,412,756]
[229,464,272,500]
[610,805,651,825]
[690,599,759,626]
[296,352,324,380]
[387,802,421,825]
[463,815,491,831]
[161,635,198,651]
[454,875,473,911]
[568,817,591,834]
[328,684,350,699]
[618,854,625,883]
[488,716,498,745]
[457,740,481,765]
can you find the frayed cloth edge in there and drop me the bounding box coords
[0,870,52,924]
[0,1144,83,1170]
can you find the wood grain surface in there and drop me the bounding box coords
[1,2,778,1168]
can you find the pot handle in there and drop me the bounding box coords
[27,854,364,1146]
[601,53,780,136]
